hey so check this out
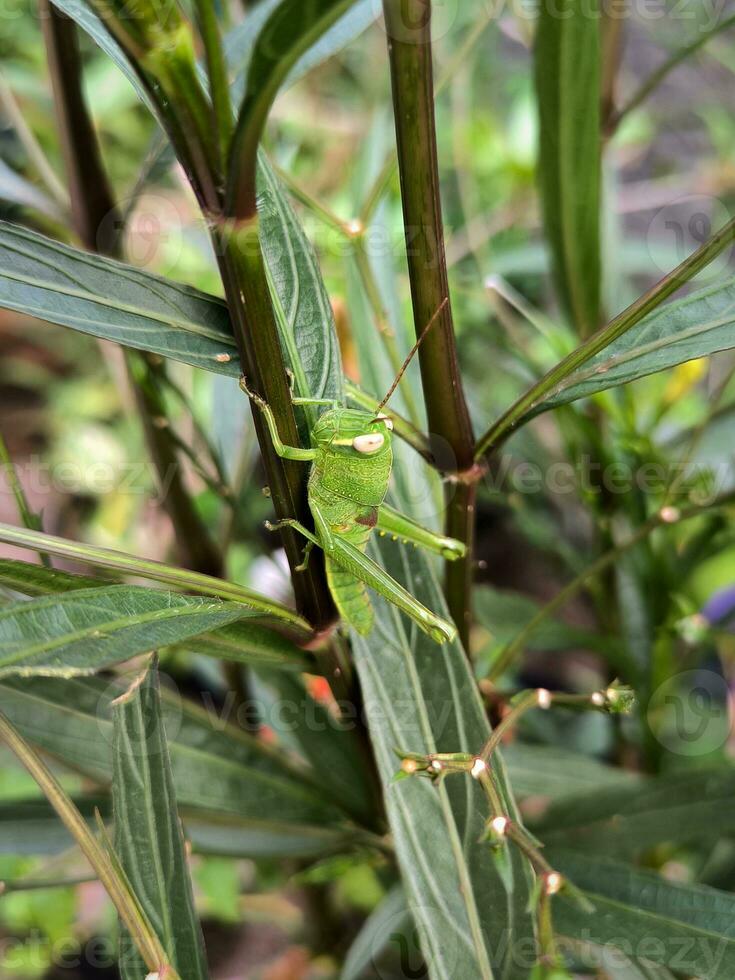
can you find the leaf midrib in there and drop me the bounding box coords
[0,265,237,347]
[0,600,237,672]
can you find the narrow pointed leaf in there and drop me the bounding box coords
[112,658,208,980]
[49,0,154,111]
[0,586,277,678]
[535,0,601,336]
[0,709,175,976]
[0,562,312,672]
[227,0,378,103]
[352,543,535,980]
[228,0,359,211]
[551,851,735,978]
[0,794,363,861]
[0,222,238,376]
[258,153,343,408]
[0,160,64,221]
[533,277,735,414]
[0,675,349,828]
[503,743,640,801]
[341,885,410,980]
[255,669,374,825]
[534,767,735,859]
[0,795,109,855]
[0,559,104,596]
[0,522,309,630]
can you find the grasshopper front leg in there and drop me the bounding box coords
[240,378,317,462]
[265,516,457,644]
[377,504,466,561]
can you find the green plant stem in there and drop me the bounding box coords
[476,214,735,458]
[40,0,224,579]
[0,70,68,209]
[215,226,337,632]
[0,521,309,630]
[274,163,354,236]
[601,0,625,129]
[488,494,735,680]
[219,12,344,633]
[85,0,221,214]
[609,13,735,131]
[0,432,49,566]
[193,0,233,167]
[351,239,422,427]
[1,875,97,894]
[476,768,556,876]
[360,4,494,226]
[0,711,176,977]
[382,0,477,647]
[480,690,539,762]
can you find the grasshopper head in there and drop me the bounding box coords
[313,408,393,457]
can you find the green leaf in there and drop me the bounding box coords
[258,153,344,409]
[341,885,410,980]
[503,743,640,802]
[228,0,360,210]
[569,940,677,980]
[0,559,103,596]
[0,560,312,672]
[474,586,615,674]
[183,812,361,860]
[227,0,378,103]
[0,794,363,861]
[551,851,735,979]
[533,276,735,414]
[112,658,208,980]
[534,767,735,859]
[535,0,601,336]
[0,795,109,855]
[255,669,374,826]
[0,586,275,678]
[49,0,155,112]
[0,222,238,376]
[0,708,175,976]
[352,543,535,980]
[0,675,350,829]
[0,160,64,222]
[0,522,309,630]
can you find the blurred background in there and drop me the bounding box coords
[2,1,735,976]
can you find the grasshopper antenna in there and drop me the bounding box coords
[374,297,449,415]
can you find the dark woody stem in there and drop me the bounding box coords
[214,223,337,633]
[382,0,478,649]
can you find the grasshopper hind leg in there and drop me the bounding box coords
[264,516,456,644]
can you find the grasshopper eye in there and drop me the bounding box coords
[353,433,385,454]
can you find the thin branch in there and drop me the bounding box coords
[0,432,50,567]
[360,4,494,226]
[0,70,68,209]
[610,13,735,132]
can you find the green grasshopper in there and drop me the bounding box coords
[241,304,465,644]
